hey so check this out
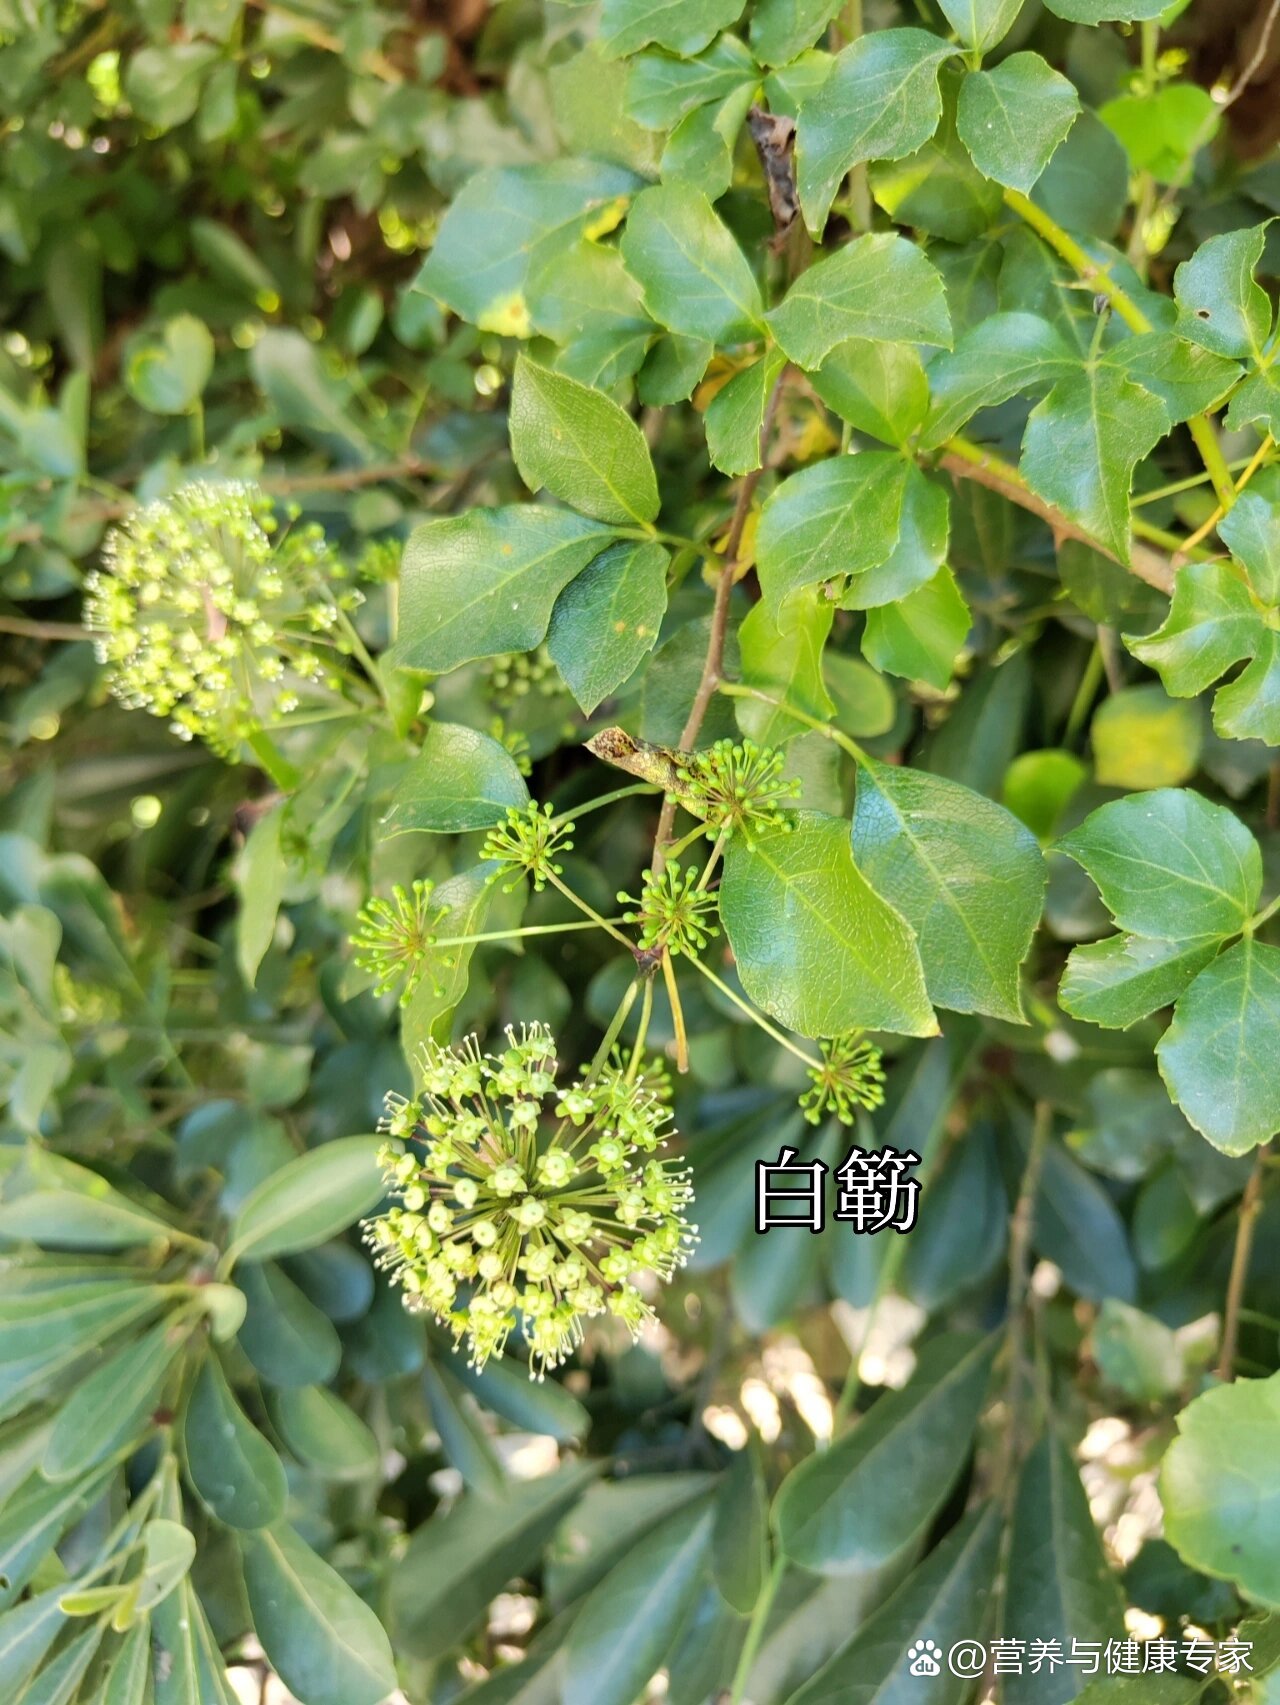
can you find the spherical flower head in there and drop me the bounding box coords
[675,739,800,843]
[619,861,719,958]
[799,1034,887,1126]
[350,879,451,1007]
[363,1024,696,1377]
[84,481,358,755]
[480,802,574,892]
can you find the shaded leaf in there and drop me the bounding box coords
[384,723,529,835]
[1157,938,1280,1153]
[226,1135,385,1267]
[957,54,1079,194]
[768,232,951,370]
[182,1354,286,1528]
[548,538,669,714]
[509,356,659,524]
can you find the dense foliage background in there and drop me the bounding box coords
[6,0,1280,1701]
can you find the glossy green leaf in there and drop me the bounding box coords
[0,1466,113,1611]
[839,465,949,611]
[812,339,929,446]
[719,811,936,1039]
[1127,560,1262,697]
[1059,932,1220,1030]
[1214,628,1280,744]
[768,233,951,370]
[600,0,745,59]
[1001,1432,1126,1705]
[563,1500,714,1705]
[393,507,614,675]
[1043,0,1166,17]
[851,760,1045,1021]
[526,237,654,390]
[1162,1371,1280,1608]
[1021,362,1170,561]
[152,1578,238,1705]
[99,1620,151,1705]
[384,722,529,834]
[795,30,959,234]
[1219,476,1280,604]
[225,1135,386,1266]
[756,454,905,609]
[705,348,787,475]
[415,161,640,334]
[957,55,1079,194]
[548,538,669,714]
[236,1261,342,1388]
[43,1316,186,1482]
[627,37,758,128]
[751,0,842,66]
[735,587,835,746]
[712,1446,768,1615]
[620,183,764,344]
[937,0,1024,49]
[1108,332,1239,424]
[1173,224,1272,360]
[0,1153,179,1251]
[921,312,1074,450]
[1056,789,1260,941]
[423,1356,506,1493]
[861,566,971,689]
[1157,939,1280,1153]
[785,1502,1002,1705]
[269,1385,378,1480]
[869,78,1004,244]
[510,357,659,524]
[774,1334,996,1573]
[241,1522,397,1705]
[182,1354,286,1528]
[662,83,757,201]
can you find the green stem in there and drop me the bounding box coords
[627,977,654,1083]
[551,782,660,827]
[729,1554,786,1705]
[431,919,625,951]
[1064,640,1106,745]
[545,871,637,951]
[687,953,819,1067]
[588,979,641,1079]
[718,680,865,763]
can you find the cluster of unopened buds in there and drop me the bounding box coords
[675,738,801,844]
[350,878,450,1007]
[799,1034,887,1125]
[364,1025,696,1376]
[84,481,361,752]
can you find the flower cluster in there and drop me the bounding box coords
[480,802,574,891]
[350,879,450,1007]
[84,482,360,752]
[799,1035,887,1125]
[364,1025,695,1375]
[675,739,800,843]
[619,862,718,958]
[483,644,562,708]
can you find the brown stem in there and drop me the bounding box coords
[0,615,90,641]
[1218,1145,1269,1382]
[649,371,787,873]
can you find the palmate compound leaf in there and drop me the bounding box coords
[956,54,1080,195]
[1161,1370,1280,1607]
[509,356,659,525]
[1218,471,1280,605]
[767,232,952,370]
[773,1333,997,1573]
[625,34,757,129]
[794,30,960,235]
[920,311,1077,450]
[1157,938,1280,1154]
[719,811,937,1039]
[392,507,617,675]
[851,760,1045,1022]
[1059,932,1221,1030]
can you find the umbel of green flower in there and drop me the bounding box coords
[675,738,801,843]
[799,1035,887,1126]
[350,879,450,1007]
[84,481,359,752]
[619,861,718,958]
[364,1025,696,1377]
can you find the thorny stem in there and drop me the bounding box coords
[650,372,788,876]
[1218,1145,1270,1382]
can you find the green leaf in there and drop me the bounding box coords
[269,1385,379,1480]
[99,1620,151,1705]
[757,454,904,608]
[1092,1299,1184,1401]
[1090,684,1202,790]
[415,161,639,335]
[510,357,659,524]
[784,1502,1003,1705]
[235,803,286,990]
[767,233,952,370]
[751,0,842,66]
[401,865,495,1053]
[0,1277,168,1372]
[711,1447,768,1615]
[774,1334,997,1573]
[548,538,669,714]
[1043,0,1166,17]
[620,183,765,344]
[1214,628,1280,744]
[1001,1432,1126,1705]
[720,811,936,1039]
[861,566,971,689]
[0,1152,180,1251]
[1158,939,1280,1153]
[563,1501,714,1705]
[1021,363,1170,561]
[1162,1371,1280,1607]
[851,760,1045,1021]
[627,36,757,128]
[240,1522,397,1705]
[1101,82,1219,183]
[869,74,1004,243]
[1226,362,1280,439]
[123,42,218,128]
[812,339,929,446]
[735,587,835,746]
[921,312,1074,451]
[448,1345,590,1444]
[42,1317,184,1482]
[1056,789,1261,941]
[1107,332,1240,424]
[182,1354,287,1528]
[237,1261,342,1388]
[1127,560,1262,697]
[600,0,745,59]
[391,1464,595,1659]
[152,1577,238,1705]
[384,723,529,835]
[127,1520,199,1623]
[795,30,959,235]
[956,54,1079,194]
[526,238,654,390]
[705,348,788,475]
[637,332,713,404]
[937,0,1025,50]
[394,508,615,675]
[1060,933,1220,1030]
[124,315,214,415]
[839,465,949,611]
[226,1135,384,1267]
[0,1467,113,1611]
[1219,475,1280,604]
[1173,224,1273,361]
[662,84,758,201]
